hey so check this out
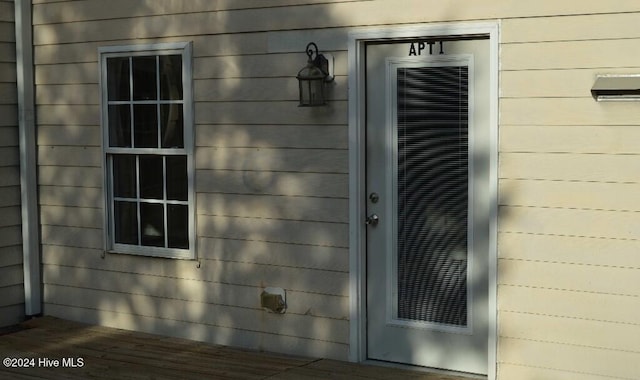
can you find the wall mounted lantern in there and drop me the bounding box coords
[296,42,334,106]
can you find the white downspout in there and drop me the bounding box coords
[15,0,41,317]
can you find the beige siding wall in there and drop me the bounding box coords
[34,0,350,360]
[0,0,24,328]
[498,12,640,380]
[32,0,640,377]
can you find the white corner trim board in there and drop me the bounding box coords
[15,0,41,317]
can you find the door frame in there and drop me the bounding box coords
[347,22,500,379]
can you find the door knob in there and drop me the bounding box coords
[365,214,379,226]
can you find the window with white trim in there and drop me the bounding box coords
[100,42,194,259]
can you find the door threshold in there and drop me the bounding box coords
[363,359,487,379]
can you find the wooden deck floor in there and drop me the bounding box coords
[0,316,475,380]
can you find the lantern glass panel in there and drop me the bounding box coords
[299,78,325,106]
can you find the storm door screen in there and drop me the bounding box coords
[395,65,470,327]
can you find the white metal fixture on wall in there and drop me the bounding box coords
[592,74,640,101]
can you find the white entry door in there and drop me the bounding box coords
[365,37,491,375]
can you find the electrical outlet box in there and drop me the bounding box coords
[261,287,286,314]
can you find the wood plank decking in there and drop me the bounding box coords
[0,317,474,379]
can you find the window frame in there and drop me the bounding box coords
[99,42,195,260]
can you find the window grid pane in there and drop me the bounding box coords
[160,55,183,100]
[140,202,165,247]
[168,204,189,249]
[160,104,184,148]
[107,57,130,101]
[112,154,136,198]
[166,155,188,201]
[139,155,164,199]
[114,200,138,245]
[133,104,159,148]
[132,56,157,101]
[108,105,131,147]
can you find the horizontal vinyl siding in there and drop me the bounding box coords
[33,0,350,360]
[499,11,640,380]
[0,0,24,328]
[29,0,640,45]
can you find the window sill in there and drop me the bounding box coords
[108,245,195,260]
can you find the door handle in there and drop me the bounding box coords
[365,214,379,226]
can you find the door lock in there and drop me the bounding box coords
[365,214,379,226]
[369,192,380,203]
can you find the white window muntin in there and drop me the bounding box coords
[99,42,195,259]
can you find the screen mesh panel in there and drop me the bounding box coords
[396,65,469,326]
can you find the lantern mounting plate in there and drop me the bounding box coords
[304,42,334,82]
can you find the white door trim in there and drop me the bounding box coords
[347,21,500,379]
